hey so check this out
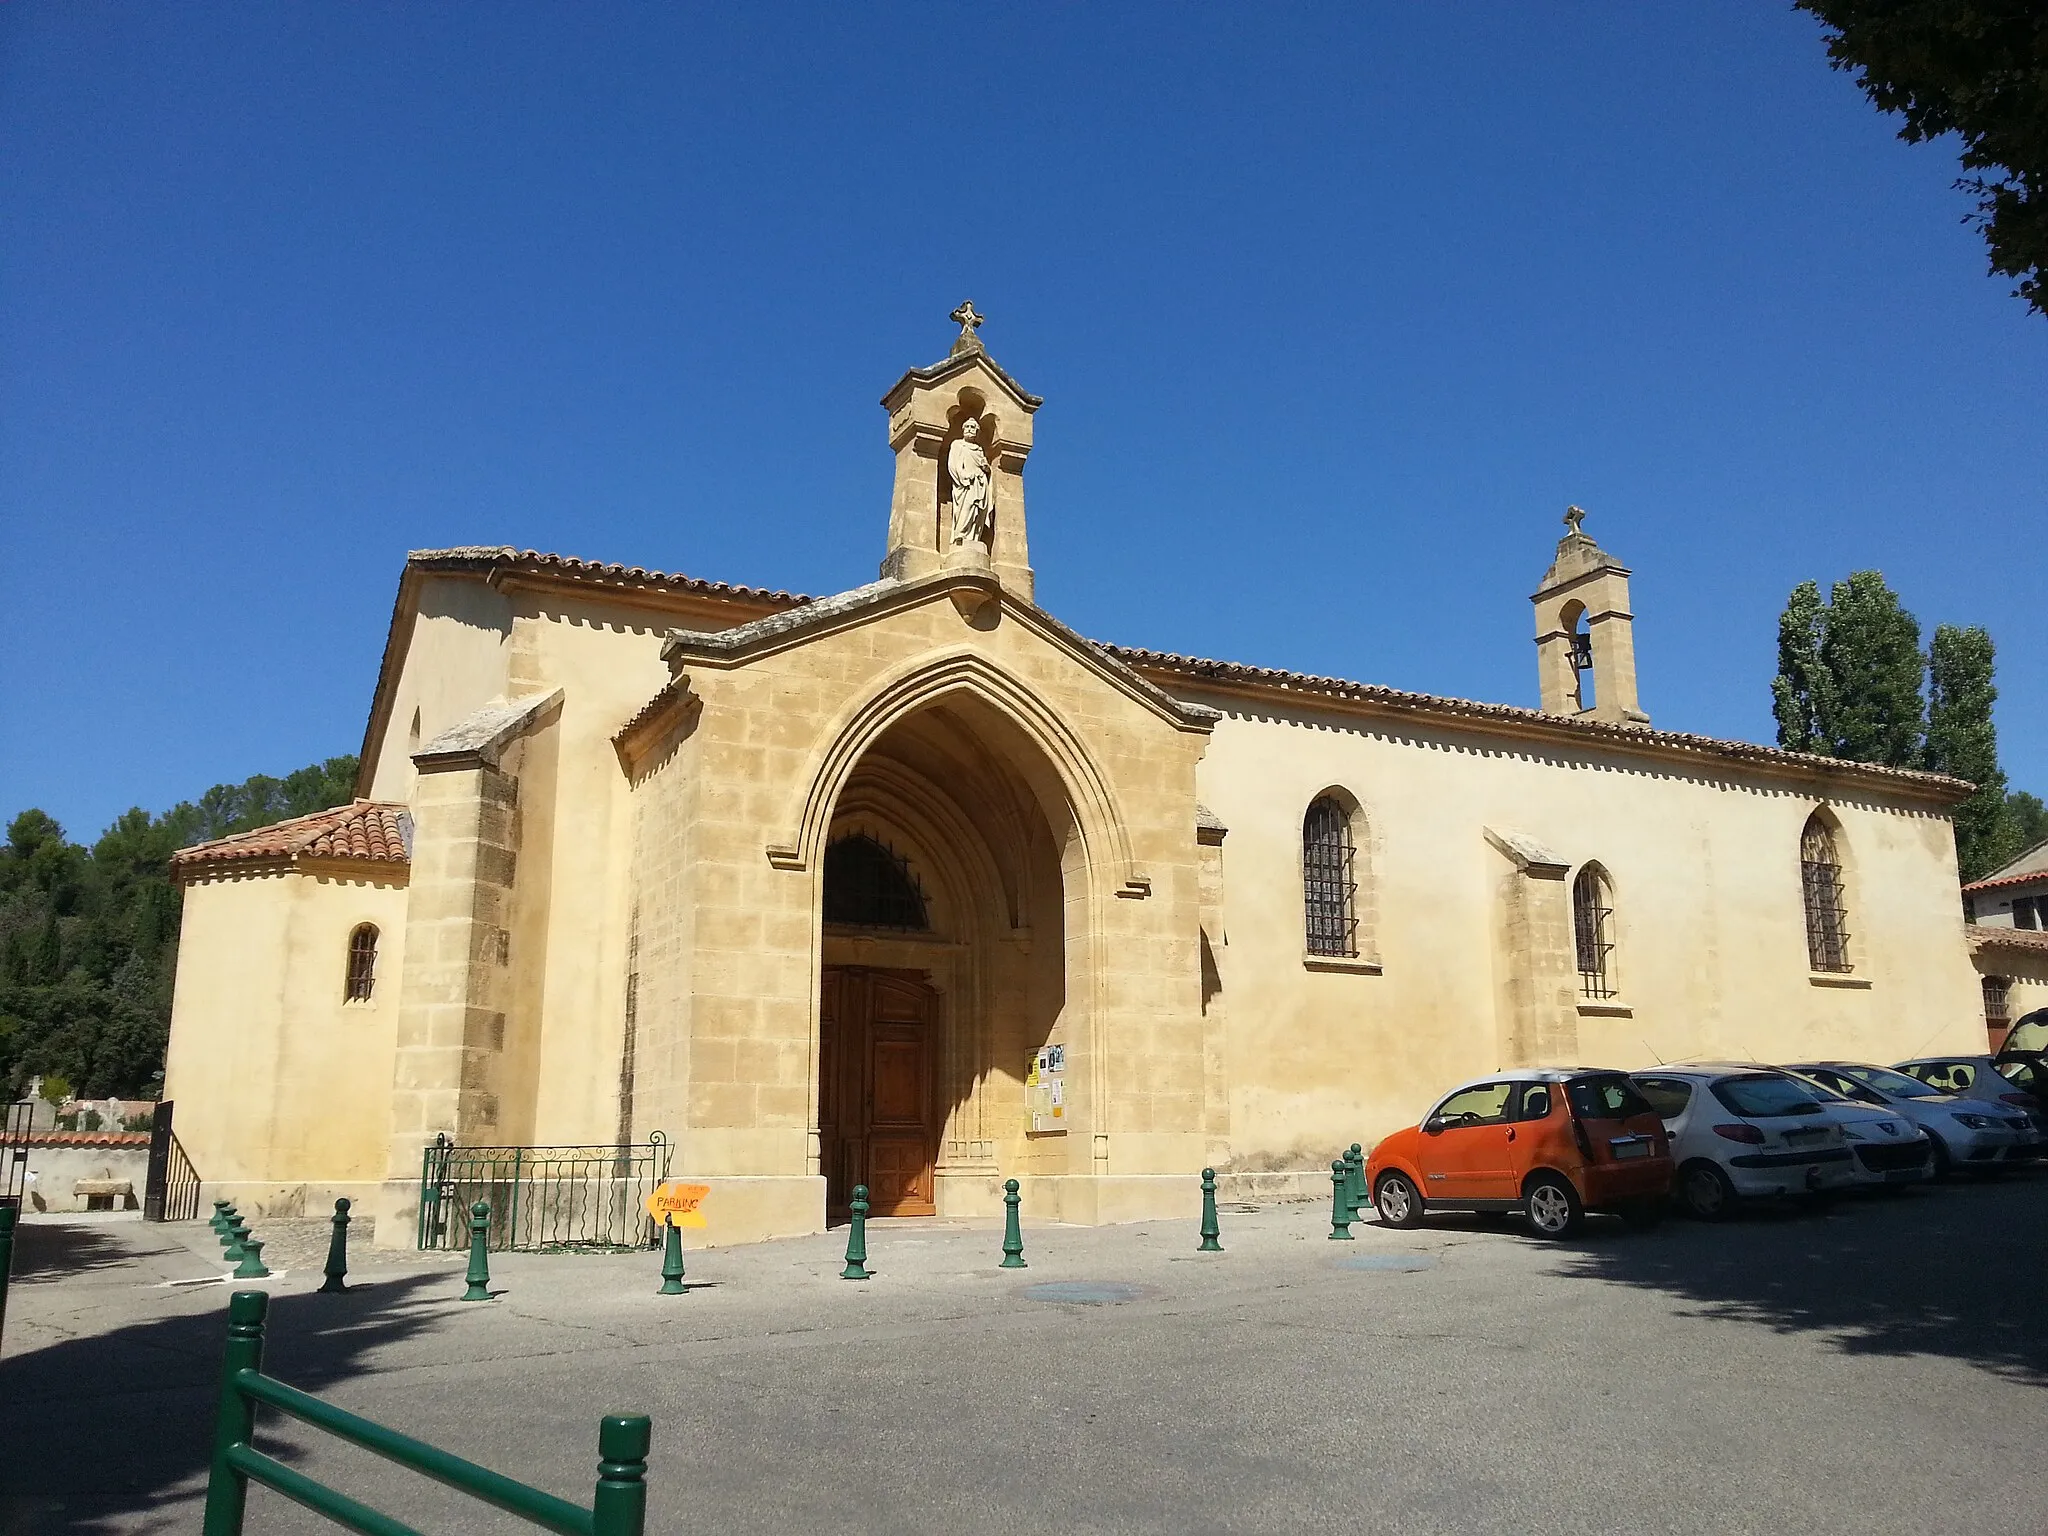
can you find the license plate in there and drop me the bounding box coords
[1610,1140,1651,1160]
[1785,1130,1827,1146]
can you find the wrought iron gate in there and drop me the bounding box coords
[2,1100,30,1211]
[417,1132,670,1253]
[143,1101,202,1222]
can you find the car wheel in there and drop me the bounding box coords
[1373,1171,1424,1230]
[1618,1197,1665,1229]
[1924,1132,1952,1182]
[1679,1161,1736,1222]
[1524,1174,1583,1239]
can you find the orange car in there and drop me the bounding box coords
[1365,1069,1673,1237]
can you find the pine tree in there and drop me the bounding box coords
[1924,624,2012,880]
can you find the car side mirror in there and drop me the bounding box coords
[1422,1118,1446,1135]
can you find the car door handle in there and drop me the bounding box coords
[1505,1128,1517,1142]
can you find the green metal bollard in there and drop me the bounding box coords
[318,1197,351,1294]
[209,1199,232,1235]
[222,1219,250,1262]
[200,1289,268,1536]
[840,1185,871,1280]
[232,1238,270,1280]
[0,1202,16,1348]
[1328,1160,1354,1240]
[1000,1178,1028,1269]
[461,1200,494,1301]
[657,1216,686,1295]
[1347,1145,1366,1218]
[590,1413,652,1536]
[1198,1167,1223,1252]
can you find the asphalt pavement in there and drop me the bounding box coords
[2,1176,2043,1535]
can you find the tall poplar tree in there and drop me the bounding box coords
[1925,623,2013,879]
[1771,571,1925,765]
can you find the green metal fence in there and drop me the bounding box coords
[417,1133,670,1253]
[202,1289,649,1536]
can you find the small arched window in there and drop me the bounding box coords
[1800,814,1851,973]
[346,924,379,1002]
[1302,797,1357,958]
[823,835,929,930]
[1572,864,1616,999]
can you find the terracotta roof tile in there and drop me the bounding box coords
[15,1131,154,1148]
[1963,868,2048,896]
[1103,644,1972,798]
[1968,926,2048,955]
[406,547,813,608]
[171,801,411,881]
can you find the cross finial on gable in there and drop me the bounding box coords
[949,300,985,354]
[1563,504,1587,536]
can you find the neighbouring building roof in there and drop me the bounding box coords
[170,800,413,883]
[1964,839,2048,894]
[1969,926,2048,958]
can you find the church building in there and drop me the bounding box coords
[164,312,1985,1244]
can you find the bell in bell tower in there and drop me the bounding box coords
[879,302,1043,601]
[1532,506,1650,728]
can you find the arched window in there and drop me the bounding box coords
[1800,814,1851,973]
[1572,864,1616,999]
[823,835,929,930]
[1302,797,1357,958]
[345,924,379,1002]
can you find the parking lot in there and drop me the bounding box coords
[3,1174,2045,1536]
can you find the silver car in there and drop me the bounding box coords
[1892,1055,2048,1159]
[1794,1062,2029,1177]
[1775,1067,1930,1189]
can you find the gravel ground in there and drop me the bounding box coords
[3,1175,2044,1535]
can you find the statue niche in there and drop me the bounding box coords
[939,395,998,557]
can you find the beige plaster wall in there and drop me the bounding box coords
[364,577,514,803]
[1187,694,1982,1167]
[165,867,406,1196]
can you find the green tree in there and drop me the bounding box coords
[1924,623,2012,878]
[0,754,357,1097]
[1797,1,2048,318]
[1771,571,1926,765]
[2008,789,2048,851]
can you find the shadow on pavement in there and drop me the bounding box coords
[1554,1173,2048,1387]
[0,1272,451,1536]
[6,1220,147,1284]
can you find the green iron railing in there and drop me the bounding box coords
[202,1290,650,1536]
[417,1133,670,1253]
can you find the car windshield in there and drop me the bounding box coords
[1788,1071,1875,1106]
[1710,1075,1823,1118]
[1567,1075,1654,1121]
[1836,1064,1941,1099]
[1997,1058,2042,1092]
[2004,1011,2048,1054]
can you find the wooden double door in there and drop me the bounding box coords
[820,966,938,1216]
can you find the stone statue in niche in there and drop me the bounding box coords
[947,417,996,550]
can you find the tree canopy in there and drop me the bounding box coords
[1797,1,2048,318]
[0,756,357,1098]
[1771,572,2036,880]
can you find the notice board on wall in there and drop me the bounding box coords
[1026,1044,1066,1134]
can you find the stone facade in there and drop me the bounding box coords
[163,321,1988,1245]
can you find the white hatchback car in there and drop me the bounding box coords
[1630,1065,1855,1220]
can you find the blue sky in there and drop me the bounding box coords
[4,4,2043,842]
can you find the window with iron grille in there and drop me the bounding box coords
[345,924,379,1002]
[1302,796,1357,958]
[823,834,929,930]
[1572,864,1616,999]
[1800,817,1851,973]
[1983,975,2012,1031]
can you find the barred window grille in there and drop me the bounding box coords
[823,834,929,930]
[1800,817,1851,973]
[345,924,379,1002]
[1572,865,1616,999]
[1983,975,2011,1031]
[1302,797,1357,958]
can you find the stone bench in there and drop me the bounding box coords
[74,1178,134,1210]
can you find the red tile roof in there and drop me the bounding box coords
[17,1131,153,1148]
[406,546,813,608]
[1963,867,2048,896]
[1103,644,1973,799]
[171,800,411,882]
[1969,926,2048,955]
